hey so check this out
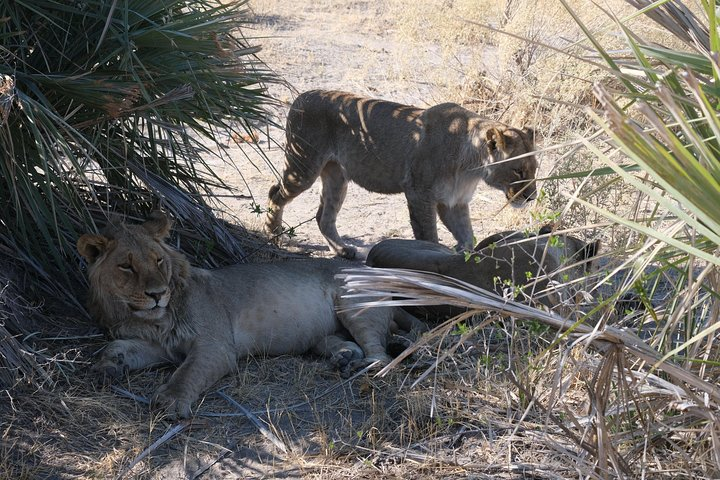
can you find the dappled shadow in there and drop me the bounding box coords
[4,330,505,478]
[281,235,378,261]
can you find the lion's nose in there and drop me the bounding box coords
[519,180,537,202]
[145,289,167,303]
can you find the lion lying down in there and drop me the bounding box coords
[366,228,600,315]
[77,211,423,418]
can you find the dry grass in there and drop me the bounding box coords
[342,266,720,478]
[2,314,621,479]
[2,0,719,478]
[5,252,716,479]
[3,276,716,478]
[386,0,689,129]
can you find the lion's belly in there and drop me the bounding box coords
[236,290,339,355]
[203,261,342,356]
[331,120,420,194]
[337,147,407,194]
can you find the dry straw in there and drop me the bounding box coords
[342,265,720,475]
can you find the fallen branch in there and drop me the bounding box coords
[117,421,190,479]
[217,390,289,454]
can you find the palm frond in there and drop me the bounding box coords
[342,267,719,400]
[0,0,283,294]
[624,0,710,51]
[342,266,720,474]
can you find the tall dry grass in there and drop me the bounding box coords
[347,0,720,477]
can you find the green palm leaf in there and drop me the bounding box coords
[0,0,281,291]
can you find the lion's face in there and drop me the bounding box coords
[78,212,181,324]
[483,126,538,206]
[99,230,172,320]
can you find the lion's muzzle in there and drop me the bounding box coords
[506,179,537,206]
[128,288,170,319]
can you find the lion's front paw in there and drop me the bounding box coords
[92,351,129,380]
[152,383,193,419]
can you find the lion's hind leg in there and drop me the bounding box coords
[335,304,423,376]
[336,300,394,365]
[317,161,356,259]
[386,307,427,358]
[391,308,427,336]
[265,182,288,238]
[312,334,364,371]
[265,163,319,241]
[266,127,328,241]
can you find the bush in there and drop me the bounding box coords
[0,0,281,288]
[0,0,282,387]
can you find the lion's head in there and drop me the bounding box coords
[550,234,600,274]
[77,211,189,333]
[475,225,600,276]
[479,126,538,206]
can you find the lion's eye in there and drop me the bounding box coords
[118,263,134,273]
[157,257,164,266]
[513,169,524,179]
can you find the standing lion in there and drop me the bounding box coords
[266,90,538,258]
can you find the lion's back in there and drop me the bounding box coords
[285,90,424,193]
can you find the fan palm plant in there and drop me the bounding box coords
[0,0,280,288]
[572,4,720,471]
[564,0,720,354]
[0,0,281,384]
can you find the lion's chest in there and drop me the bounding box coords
[435,174,482,207]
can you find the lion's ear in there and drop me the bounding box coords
[77,234,109,264]
[142,210,173,240]
[583,239,601,260]
[485,127,507,152]
[521,126,536,143]
[538,224,555,235]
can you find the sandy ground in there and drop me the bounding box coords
[215,0,537,260]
